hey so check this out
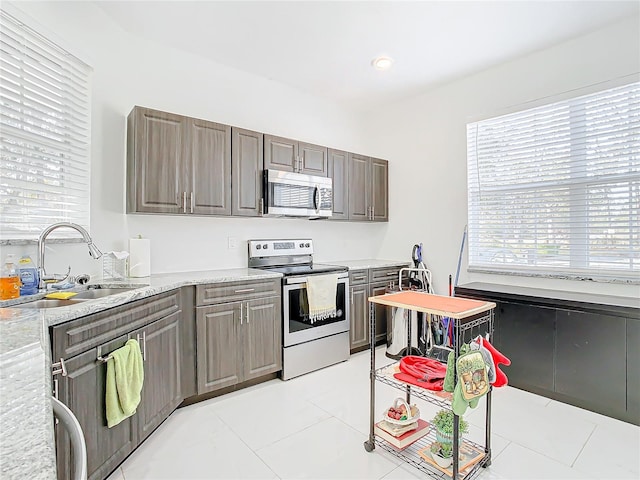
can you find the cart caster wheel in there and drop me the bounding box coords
[364,441,375,452]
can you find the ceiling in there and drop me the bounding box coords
[96,1,639,111]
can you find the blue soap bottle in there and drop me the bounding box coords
[18,255,39,295]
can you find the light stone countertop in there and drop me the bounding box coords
[0,267,282,480]
[331,259,410,271]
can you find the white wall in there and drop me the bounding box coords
[4,1,389,278]
[363,16,640,298]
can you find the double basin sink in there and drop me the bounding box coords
[13,287,137,309]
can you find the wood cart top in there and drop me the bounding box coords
[368,290,496,319]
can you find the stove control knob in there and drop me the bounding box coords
[299,243,304,248]
[256,244,261,250]
[262,244,268,249]
[305,243,310,248]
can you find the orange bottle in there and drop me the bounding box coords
[0,254,21,300]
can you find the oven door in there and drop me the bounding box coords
[282,275,349,347]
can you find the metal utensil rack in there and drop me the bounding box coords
[364,291,496,480]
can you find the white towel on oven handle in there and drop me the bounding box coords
[306,273,339,323]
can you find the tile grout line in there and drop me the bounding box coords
[570,422,597,468]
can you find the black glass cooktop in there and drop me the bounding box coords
[260,263,347,277]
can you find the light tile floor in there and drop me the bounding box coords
[108,348,639,480]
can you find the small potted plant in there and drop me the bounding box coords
[429,441,453,468]
[431,409,468,445]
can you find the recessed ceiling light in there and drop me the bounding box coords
[371,56,394,71]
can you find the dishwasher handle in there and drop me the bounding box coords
[51,396,87,480]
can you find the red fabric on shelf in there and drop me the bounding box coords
[394,356,447,391]
[393,372,444,391]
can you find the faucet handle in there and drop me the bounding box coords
[42,266,72,287]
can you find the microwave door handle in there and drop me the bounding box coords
[313,186,319,212]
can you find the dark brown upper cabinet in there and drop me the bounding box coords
[232,128,264,217]
[264,135,328,176]
[348,154,388,222]
[127,106,231,215]
[328,148,349,220]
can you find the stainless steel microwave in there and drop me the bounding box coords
[263,170,333,217]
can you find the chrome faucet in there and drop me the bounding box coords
[38,222,103,290]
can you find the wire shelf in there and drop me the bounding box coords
[374,362,453,409]
[373,426,490,480]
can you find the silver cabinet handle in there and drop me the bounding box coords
[350,290,354,307]
[234,288,255,293]
[246,302,250,324]
[51,396,87,480]
[182,192,187,213]
[137,333,147,362]
[386,272,397,276]
[259,198,264,216]
[190,192,194,213]
[372,205,375,220]
[353,276,366,282]
[240,302,243,325]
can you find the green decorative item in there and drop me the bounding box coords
[429,441,453,468]
[431,409,468,445]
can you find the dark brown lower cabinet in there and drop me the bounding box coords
[349,284,369,350]
[196,296,281,395]
[134,311,183,443]
[52,290,184,480]
[370,282,390,344]
[55,335,135,480]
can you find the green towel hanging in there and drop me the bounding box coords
[105,339,144,428]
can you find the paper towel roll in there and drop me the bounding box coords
[128,238,150,277]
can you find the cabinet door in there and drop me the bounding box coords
[242,296,282,381]
[232,128,263,217]
[370,282,390,344]
[189,118,231,215]
[196,302,241,393]
[56,336,135,480]
[350,284,369,350]
[127,107,187,214]
[497,301,555,392]
[328,149,349,220]
[133,311,183,443]
[556,310,626,415]
[348,153,371,220]
[299,141,327,176]
[628,319,640,421]
[264,135,298,172]
[371,158,388,222]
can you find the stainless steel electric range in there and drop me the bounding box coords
[248,239,350,380]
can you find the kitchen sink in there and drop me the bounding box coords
[12,298,87,308]
[11,287,138,308]
[72,287,137,299]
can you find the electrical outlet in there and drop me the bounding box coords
[228,236,238,249]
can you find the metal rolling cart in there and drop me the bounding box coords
[364,290,496,480]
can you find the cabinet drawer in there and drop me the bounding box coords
[51,290,181,360]
[196,278,281,306]
[349,270,369,286]
[370,266,403,284]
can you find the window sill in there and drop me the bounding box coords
[467,266,640,285]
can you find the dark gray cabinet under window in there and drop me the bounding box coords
[496,301,555,392]
[456,282,639,425]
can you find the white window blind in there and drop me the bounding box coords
[0,10,91,241]
[467,81,640,282]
